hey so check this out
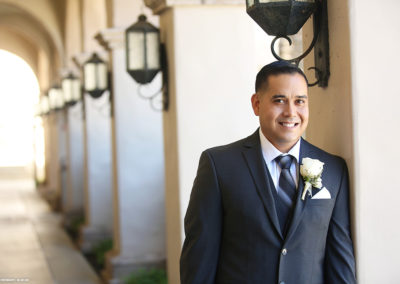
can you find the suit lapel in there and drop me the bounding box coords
[285,138,314,242]
[242,130,283,240]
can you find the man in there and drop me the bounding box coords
[180,61,356,284]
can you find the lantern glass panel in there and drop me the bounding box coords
[247,0,254,7]
[259,0,287,2]
[56,89,64,108]
[128,32,145,70]
[72,79,81,101]
[84,63,96,91]
[62,79,72,102]
[97,63,108,90]
[41,96,50,113]
[49,89,57,109]
[146,32,160,69]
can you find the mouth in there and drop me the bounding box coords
[279,122,299,128]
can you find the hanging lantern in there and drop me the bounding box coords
[246,0,317,36]
[62,72,81,105]
[246,0,330,87]
[40,95,50,115]
[48,85,64,111]
[83,53,108,98]
[125,14,161,84]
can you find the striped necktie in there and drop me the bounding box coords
[275,155,297,234]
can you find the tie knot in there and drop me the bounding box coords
[276,155,293,169]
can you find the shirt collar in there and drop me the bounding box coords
[259,128,301,164]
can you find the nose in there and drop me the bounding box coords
[283,101,296,117]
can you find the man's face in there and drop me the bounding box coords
[251,73,309,153]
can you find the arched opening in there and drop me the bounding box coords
[0,49,43,179]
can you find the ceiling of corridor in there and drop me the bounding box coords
[0,0,65,86]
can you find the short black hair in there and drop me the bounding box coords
[255,61,308,93]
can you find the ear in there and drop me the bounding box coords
[251,93,260,116]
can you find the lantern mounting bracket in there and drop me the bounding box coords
[248,0,330,88]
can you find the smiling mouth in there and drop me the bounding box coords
[279,122,299,128]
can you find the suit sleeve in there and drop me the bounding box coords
[325,159,357,283]
[180,150,223,284]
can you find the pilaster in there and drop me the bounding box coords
[96,27,166,284]
[63,101,85,225]
[146,2,274,282]
[72,52,114,252]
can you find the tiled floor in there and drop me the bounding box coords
[0,178,101,284]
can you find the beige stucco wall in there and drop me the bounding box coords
[0,26,39,77]
[65,0,82,69]
[304,0,400,282]
[0,0,63,59]
[160,5,274,282]
[350,0,400,282]
[82,0,107,51]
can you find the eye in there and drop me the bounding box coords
[273,98,285,104]
[295,98,306,105]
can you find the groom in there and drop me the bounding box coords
[180,61,356,284]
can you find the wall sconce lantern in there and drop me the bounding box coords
[125,14,168,111]
[246,0,330,87]
[48,85,64,111]
[62,72,81,106]
[39,95,50,116]
[83,53,108,98]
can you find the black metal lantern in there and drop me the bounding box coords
[48,85,64,111]
[125,14,161,84]
[125,14,169,111]
[246,0,330,87]
[246,0,317,36]
[62,72,81,106]
[83,53,108,98]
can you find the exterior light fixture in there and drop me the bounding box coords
[62,72,81,106]
[40,95,50,116]
[83,53,108,98]
[246,0,330,87]
[125,14,168,111]
[48,85,64,111]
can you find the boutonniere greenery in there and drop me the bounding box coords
[300,157,324,200]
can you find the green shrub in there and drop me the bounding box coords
[65,215,84,241]
[92,239,113,269]
[124,269,167,284]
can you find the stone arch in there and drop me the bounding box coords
[0,1,64,90]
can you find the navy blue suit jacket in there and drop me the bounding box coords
[180,130,356,284]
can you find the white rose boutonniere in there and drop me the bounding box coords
[300,157,324,200]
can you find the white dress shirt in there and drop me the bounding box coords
[259,128,301,192]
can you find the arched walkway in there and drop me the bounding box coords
[0,178,100,283]
[0,50,100,284]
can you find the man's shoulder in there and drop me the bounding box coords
[301,138,347,168]
[204,130,258,156]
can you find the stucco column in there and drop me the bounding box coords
[64,102,85,215]
[57,110,68,211]
[41,114,59,201]
[96,27,166,283]
[42,112,62,209]
[147,1,273,282]
[303,0,400,282]
[73,53,114,251]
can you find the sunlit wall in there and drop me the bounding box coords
[0,49,43,179]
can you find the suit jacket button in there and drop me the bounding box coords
[282,248,287,255]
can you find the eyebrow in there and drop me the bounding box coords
[271,94,308,99]
[271,94,286,99]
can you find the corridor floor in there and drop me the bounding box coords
[0,178,101,284]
